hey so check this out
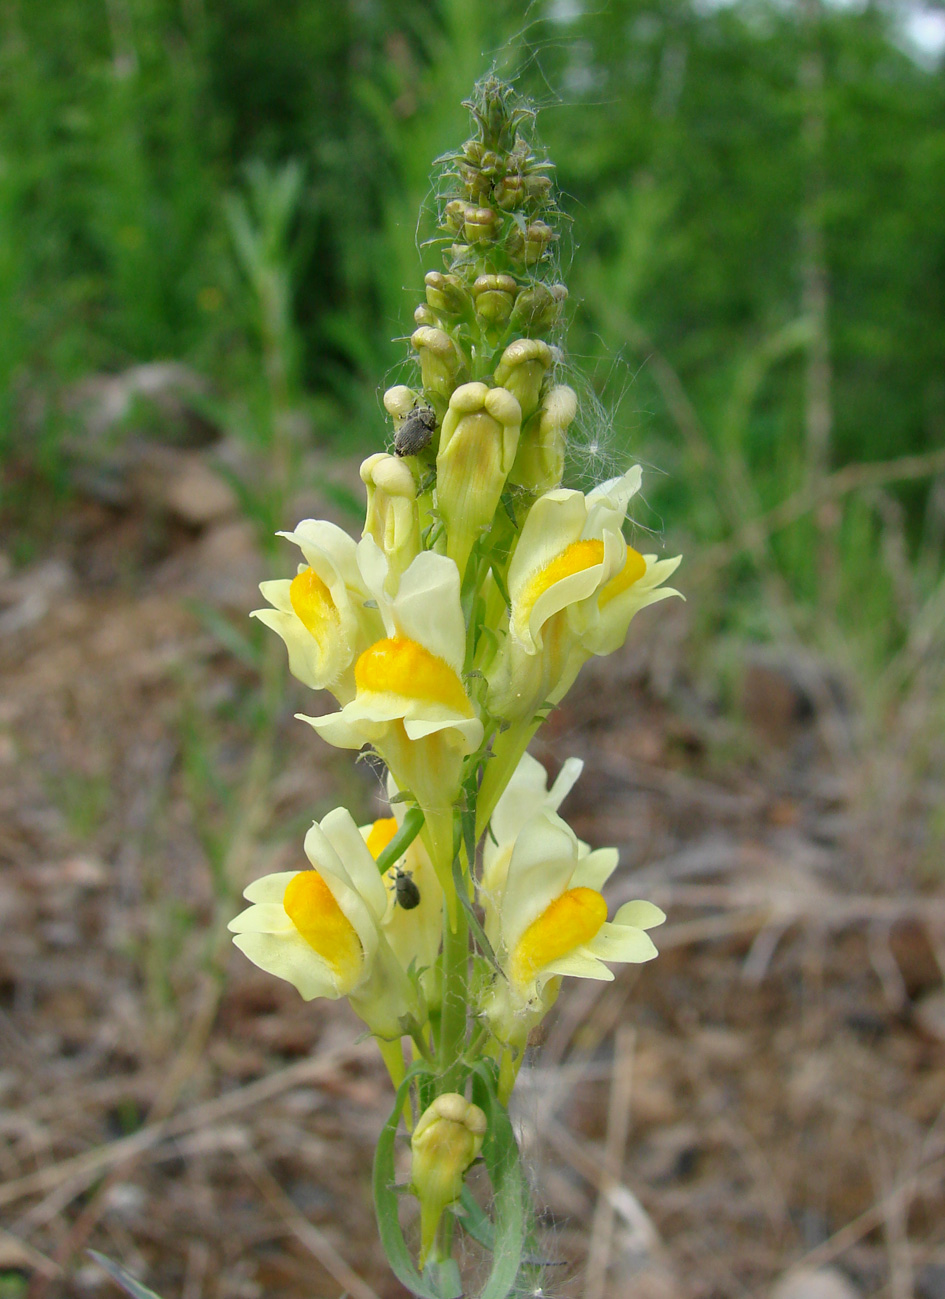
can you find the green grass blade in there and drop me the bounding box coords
[87,1252,165,1299]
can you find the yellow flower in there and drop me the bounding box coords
[228,807,417,1037]
[361,786,444,1006]
[485,467,681,721]
[480,807,664,1045]
[480,750,584,901]
[300,540,483,899]
[252,519,382,701]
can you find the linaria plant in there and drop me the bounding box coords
[231,77,681,1298]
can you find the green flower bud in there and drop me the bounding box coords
[493,174,524,210]
[472,274,518,327]
[443,199,468,234]
[414,303,438,328]
[507,219,555,266]
[457,165,492,202]
[523,173,553,202]
[411,1093,487,1265]
[360,452,420,589]
[383,384,419,423]
[509,282,567,334]
[464,206,498,244]
[494,338,553,423]
[425,271,466,316]
[411,326,467,400]
[436,382,521,577]
[508,383,577,495]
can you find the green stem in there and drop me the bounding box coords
[377,1037,414,1131]
[475,716,542,841]
[497,1047,521,1107]
[377,1036,407,1091]
[409,1025,434,1064]
[465,1023,490,1062]
[438,890,469,1093]
[423,806,459,930]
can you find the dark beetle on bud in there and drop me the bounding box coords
[393,866,421,910]
[395,403,437,458]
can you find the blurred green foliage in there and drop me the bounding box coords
[1,0,943,670]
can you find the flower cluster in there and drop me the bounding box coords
[229,78,680,1288]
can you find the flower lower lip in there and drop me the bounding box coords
[521,538,606,612]
[511,886,607,987]
[283,871,363,984]
[355,637,472,714]
[290,566,337,641]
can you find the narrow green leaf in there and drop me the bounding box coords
[500,491,518,528]
[489,563,511,610]
[461,805,477,883]
[424,1257,463,1297]
[375,806,426,875]
[88,1252,165,1299]
[450,853,500,971]
[456,1186,496,1251]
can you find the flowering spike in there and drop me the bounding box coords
[234,77,681,1289]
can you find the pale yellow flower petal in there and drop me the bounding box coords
[612,900,666,930]
[242,871,303,905]
[231,929,341,1001]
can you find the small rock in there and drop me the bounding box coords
[162,452,238,526]
[889,919,944,997]
[154,518,263,611]
[769,1266,862,1299]
[913,989,945,1044]
[68,362,213,443]
[0,558,72,636]
[34,856,108,888]
[102,1181,148,1218]
[606,1263,682,1299]
[189,519,264,610]
[740,647,847,748]
[917,1263,945,1299]
[693,1026,748,1066]
[127,443,237,527]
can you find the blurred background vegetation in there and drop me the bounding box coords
[2,0,944,727]
[3,7,945,1290]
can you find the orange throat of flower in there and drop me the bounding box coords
[510,887,607,990]
[283,871,363,987]
[355,637,473,715]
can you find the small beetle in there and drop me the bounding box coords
[394,403,437,457]
[392,866,421,910]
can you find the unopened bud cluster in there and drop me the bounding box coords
[398,76,575,536]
